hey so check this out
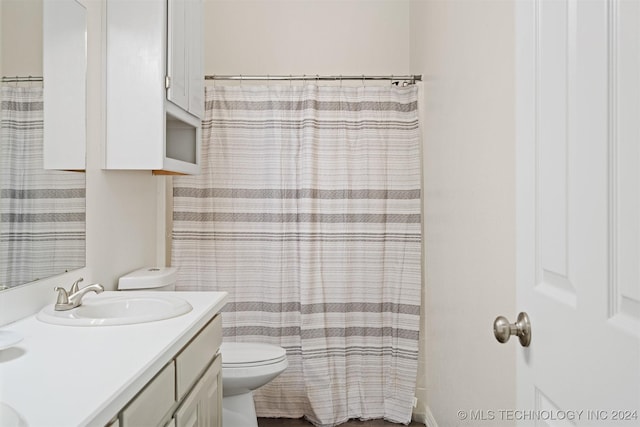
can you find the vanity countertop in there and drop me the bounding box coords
[0,291,228,427]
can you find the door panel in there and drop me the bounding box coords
[611,0,640,337]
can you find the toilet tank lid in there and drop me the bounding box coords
[118,267,178,290]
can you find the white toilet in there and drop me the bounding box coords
[118,267,289,427]
[220,342,288,427]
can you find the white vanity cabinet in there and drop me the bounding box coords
[117,314,222,427]
[104,0,203,175]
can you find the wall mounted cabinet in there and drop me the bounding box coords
[104,0,203,175]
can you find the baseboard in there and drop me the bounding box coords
[413,406,438,427]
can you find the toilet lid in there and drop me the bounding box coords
[220,342,287,367]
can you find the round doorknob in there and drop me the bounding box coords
[493,312,531,347]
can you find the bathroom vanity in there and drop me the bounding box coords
[0,291,227,427]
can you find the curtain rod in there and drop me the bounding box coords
[1,76,43,83]
[205,74,422,83]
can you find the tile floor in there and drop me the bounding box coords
[258,418,423,426]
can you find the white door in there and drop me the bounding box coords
[515,0,640,425]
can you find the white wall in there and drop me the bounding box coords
[410,1,516,426]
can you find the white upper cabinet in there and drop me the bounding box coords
[105,0,203,175]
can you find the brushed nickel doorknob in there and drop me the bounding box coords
[493,312,531,347]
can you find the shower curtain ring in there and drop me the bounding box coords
[361,74,365,86]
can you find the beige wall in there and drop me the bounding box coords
[203,0,411,76]
[411,0,516,425]
[1,0,42,77]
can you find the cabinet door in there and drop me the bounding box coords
[120,362,176,427]
[175,315,222,400]
[187,0,204,118]
[203,356,222,427]
[174,356,222,427]
[167,0,189,111]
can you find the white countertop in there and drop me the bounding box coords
[0,291,227,427]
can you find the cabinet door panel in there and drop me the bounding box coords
[120,362,176,427]
[187,0,204,118]
[175,383,201,427]
[174,356,222,427]
[202,356,221,427]
[176,315,222,399]
[167,0,189,111]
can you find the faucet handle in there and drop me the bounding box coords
[54,287,69,304]
[69,277,84,294]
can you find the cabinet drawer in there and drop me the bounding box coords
[120,361,176,426]
[175,314,222,400]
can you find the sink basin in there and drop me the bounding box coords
[0,403,27,427]
[36,294,193,326]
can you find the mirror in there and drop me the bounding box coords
[0,0,87,290]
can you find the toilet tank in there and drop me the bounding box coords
[118,267,178,291]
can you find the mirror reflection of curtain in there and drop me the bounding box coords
[0,86,85,289]
[173,85,421,425]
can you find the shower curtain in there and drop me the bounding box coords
[0,86,85,288]
[172,85,421,426]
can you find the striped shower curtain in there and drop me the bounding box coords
[172,85,421,426]
[0,87,85,288]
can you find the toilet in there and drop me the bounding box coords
[118,267,289,427]
[220,342,288,427]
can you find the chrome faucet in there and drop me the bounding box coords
[54,278,104,311]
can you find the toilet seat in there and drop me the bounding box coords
[221,342,287,368]
[220,342,289,426]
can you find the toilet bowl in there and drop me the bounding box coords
[118,267,289,427]
[220,342,288,427]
